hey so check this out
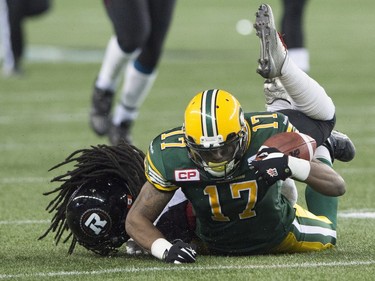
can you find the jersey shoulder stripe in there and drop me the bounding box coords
[245,111,297,134]
[145,127,194,192]
[145,151,178,192]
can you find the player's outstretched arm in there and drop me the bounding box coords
[305,159,346,196]
[126,181,173,253]
[251,148,346,197]
[126,181,197,263]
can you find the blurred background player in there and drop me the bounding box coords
[0,0,51,77]
[90,0,177,145]
[281,0,310,72]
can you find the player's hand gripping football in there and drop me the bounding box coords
[164,240,197,264]
[250,147,292,186]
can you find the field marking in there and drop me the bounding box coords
[0,260,374,280]
[338,212,375,218]
[0,220,49,225]
[26,45,104,63]
[0,177,48,184]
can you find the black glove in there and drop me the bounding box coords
[250,147,292,186]
[164,240,197,263]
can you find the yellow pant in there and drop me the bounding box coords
[271,204,336,253]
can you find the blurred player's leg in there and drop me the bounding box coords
[90,0,149,139]
[95,36,138,92]
[109,61,157,144]
[90,36,138,136]
[0,0,23,76]
[281,0,310,72]
[109,0,176,145]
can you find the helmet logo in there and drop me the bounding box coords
[81,208,111,237]
[84,213,107,235]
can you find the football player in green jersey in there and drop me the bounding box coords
[125,4,348,263]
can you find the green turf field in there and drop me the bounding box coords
[1,0,374,280]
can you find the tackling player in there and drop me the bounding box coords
[39,142,195,255]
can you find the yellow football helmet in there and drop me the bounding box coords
[183,89,248,178]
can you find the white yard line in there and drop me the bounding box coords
[26,45,104,63]
[0,220,49,225]
[0,261,374,280]
[0,177,48,184]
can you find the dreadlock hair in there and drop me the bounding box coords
[38,141,146,255]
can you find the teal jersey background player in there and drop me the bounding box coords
[145,110,322,254]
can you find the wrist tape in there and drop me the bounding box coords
[288,156,311,181]
[151,238,172,260]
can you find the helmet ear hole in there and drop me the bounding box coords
[65,176,132,255]
[226,132,237,142]
[187,135,196,144]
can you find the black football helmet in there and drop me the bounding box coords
[65,176,133,256]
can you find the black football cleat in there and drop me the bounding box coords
[108,120,133,145]
[89,86,114,136]
[324,130,356,162]
[254,3,288,78]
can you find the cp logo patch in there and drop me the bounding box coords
[175,169,200,181]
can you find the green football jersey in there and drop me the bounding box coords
[145,111,297,254]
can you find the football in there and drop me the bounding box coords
[261,132,317,161]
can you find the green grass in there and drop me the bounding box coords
[1,0,375,280]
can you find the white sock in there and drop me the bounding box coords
[279,55,335,121]
[112,62,157,125]
[314,145,332,163]
[112,104,138,126]
[0,0,15,73]
[95,36,138,91]
[288,48,310,73]
[266,99,294,112]
[281,178,298,206]
[265,78,295,112]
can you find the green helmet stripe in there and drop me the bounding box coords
[202,89,218,137]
